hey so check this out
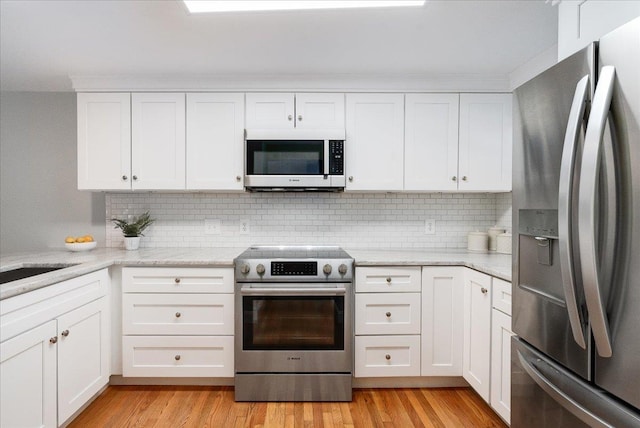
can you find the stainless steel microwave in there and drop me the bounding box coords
[244,129,346,191]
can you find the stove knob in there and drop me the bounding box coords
[338,264,348,275]
[240,264,250,275]
[323,264,332,275]
[256,264,266,275]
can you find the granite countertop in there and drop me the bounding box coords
[1,247,512,300]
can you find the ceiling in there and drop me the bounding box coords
[0,0,558,92]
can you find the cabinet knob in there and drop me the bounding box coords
[386,277,392,284]
[236,175,242,182]
[49,336,58,344]
[132,175,138,181]
[175,278,181,284]
[386,312,391,318]
[175,355,181,361]
[385,354,391,360]
[298,115,302,121]
[462,176,468,181]
[481,287,488,294]
[175,312,181,318]
[348,176,353,182]
[61,330,70,337]
[288,115,293,121]
[122,175,128,181]
[451,176,457,181]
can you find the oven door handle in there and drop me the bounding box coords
[240,286,347,296]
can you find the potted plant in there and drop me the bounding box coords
[111,211,155,250]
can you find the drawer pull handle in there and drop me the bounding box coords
[175,355,181,361]
[481,287,488,294]
[385,354,391,360]
[386,312,391,318]
[61,330,70,337]
[49,336,58,344]
[175,312,181,318]
[174,278,181,284]
[386,277,392,283]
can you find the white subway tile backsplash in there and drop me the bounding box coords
[105,192,513,249]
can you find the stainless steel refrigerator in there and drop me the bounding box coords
[512,17,640,427]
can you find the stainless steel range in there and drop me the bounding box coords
[234,245,354,402]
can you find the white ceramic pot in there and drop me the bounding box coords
[467,231,489,252]
[488,226,506,251]
[496,232,512,254]
[124,236,141,251]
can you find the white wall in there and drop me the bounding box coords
[0,92,106,253]
[106,192,511,250]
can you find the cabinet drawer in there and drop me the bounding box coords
[356,293,421,335]
[355,267,421,293]
[354,335,421,377]
[122,267,233,293]
[122,335,233,377]
[492,278,512,316]
[122,293,234,335]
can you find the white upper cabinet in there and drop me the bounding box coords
[186,93,244,190]
[458,94,512,192]
[345,93,405,191]
[558,1,640,60]
[131,93,186,190]
[77,93,131,190]
[405,94,460,191]
[246,92,344,129]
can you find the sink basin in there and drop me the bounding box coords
[0,267,66,285]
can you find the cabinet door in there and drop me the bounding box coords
[421,267,463,376]
[405,94,459,191]
[0,320,57,428]
[57,298,110,424]
[355,335,421,377]
[491,308,513,424]
[458,94,512,192]
[345,94,404,191]
[246,93,295,129]
[77,93,131,190]
[131,93,186,190]
[186,93,244,190]
[462,269,492,401]
[355,293,421,335]
[295,93,345,129]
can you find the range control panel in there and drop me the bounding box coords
[271,261,317,276]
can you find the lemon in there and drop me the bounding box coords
[76,237,86,243]
[83,235,94,242]
[65,236,76,244]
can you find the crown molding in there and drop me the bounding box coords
[70,73,511,93]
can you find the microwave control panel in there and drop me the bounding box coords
[329,141,344,175]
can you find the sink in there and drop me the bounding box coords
[0,267,66,285]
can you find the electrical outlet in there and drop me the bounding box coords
[424,219,436,235]
[239,219,250,235]
[204,219,221,235]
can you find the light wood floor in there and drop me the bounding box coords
[69,386,508,428]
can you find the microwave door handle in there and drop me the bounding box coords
[558,75,589,349]
[578,65,615,358]
[324,140,330,175]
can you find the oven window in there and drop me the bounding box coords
[242,296,344,350]
[246,140,324,175]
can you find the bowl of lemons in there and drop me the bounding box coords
[65,235,97,252]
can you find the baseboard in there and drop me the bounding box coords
[109,375,234,386]
[353,376,468,388]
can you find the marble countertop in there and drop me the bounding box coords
[1,247,512,300]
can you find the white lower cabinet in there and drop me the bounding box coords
[355,335,421,377]
[0,269,110,427]
[462,269,492,402]
[122,267,234,378]
[421,267,464,376]
[490,277,513,424]
[0,320,57,428]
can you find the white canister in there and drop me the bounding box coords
[468,231,489,252]
[488,226,506,251]
[496,232,512,255]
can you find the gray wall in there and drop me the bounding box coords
[1,92,105,253]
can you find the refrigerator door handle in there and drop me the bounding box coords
[558,74,590,349]
[578,65,616,358]
[517,350,611,428]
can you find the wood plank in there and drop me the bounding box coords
[68,386,508,428]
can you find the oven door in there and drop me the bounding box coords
[235,284,352,374]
